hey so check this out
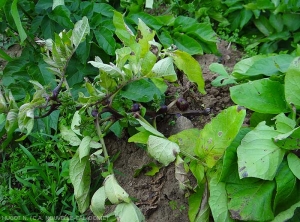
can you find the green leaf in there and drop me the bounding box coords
[150,57,177,81]
[271,201,300,222]
[94,27,116,56]
[269,14,284,32]
[120,78,162,103]
[147,135,180,166]
[195,106,246,168]
[128,131,152,144]
[189,160,205,185]
[170,50,205,94]
[134,162,160,177]
[157,30,173,48]
[140,51,157,76]
[188,186,205,222]
[274,113,296,133]
[114,202,145,222]
[209,176,234,222]
[282,13,300,32]
[137,18,155,58]
[90,187,106,219]
[169,128,200,157]
[69,152,91,213]
[232,55,266,77]
[60,125,81,146]
[113,11,135,46]
[89,57,124,79]
[18,103,34,136]
[227,181,275,221]
[287,153,300,180]
[104,174,131,204]
[126,12,162,30]
[253,15,274,36]
[71,16,90,49]
[274,128,300,150]
[48,5,73,29]
[230,79,288,114]
[0,48,13,62]
[173,33,203,55]
[285,57,300,109]
[11,0,27,42]
[237,122,285,180]
[78,136,91,161]
[274,160,297,211]
[71,111,81,136]
[209,63,237,86]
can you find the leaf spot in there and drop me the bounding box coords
[218,131,223,137]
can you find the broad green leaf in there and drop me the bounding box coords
[134,162,160,177]
[232,55,266,77]
[269,14,284,32]
[147,135,180,166]
[60,125,81,146]
[94,27,116,56]
[195,106,246,168]
[157,30,173,48]
[113,11,135,46]
[52,0,64,9]
[69,152,91,213]
[150,57,177,81]
[90,187,106,219]
[116,47,132,68]
[282,13,300,32]
[71,16,90,49]
[230,79,288,114]
[169,128,200,157]
[120,78,162,103]
[48,5,73,29]
[287,153,300,179]
[274,160,297,211]
[114,202,145,222]
[209,177,234,222]
[245,54,294,77]
[271,201,300,222]
[188,185,205,222]
[11,0,27,42]
[285,57,300,109]
[71,111,81,135]
[126,12,163,30]
[170,50,205,94]
[173,33,203,55]
[78,136,91,161]
[227,181,275,221]
[104,174,131,204]
[237,122,285,180]
[174,16,198,32]
[128,131,152,144]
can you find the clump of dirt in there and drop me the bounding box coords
[106,40,243,221]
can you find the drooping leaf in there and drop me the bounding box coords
[90,187,106,219]
[195,106,246,168]
[170,50,205,94]
[104,174,131,204]
[175,155,190,190]
[114,202,145,222]
[230,79,288,114]
[69,152,91,213]
[237,122,285,180]
[147,135,180,166]
[227,180,275,221]
[71,111,81,136]
[285,57,300,109]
